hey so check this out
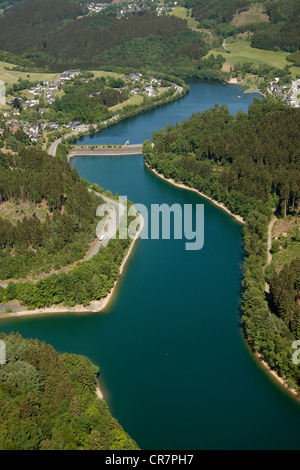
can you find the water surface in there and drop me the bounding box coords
[76,81,259,146]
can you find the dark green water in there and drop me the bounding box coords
[2,82,300,449]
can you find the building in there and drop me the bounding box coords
[145,85,155,97]
[60,69,81,80]
[30,124,39,134]
[29,134,38,143]
[25,99,38,107]
[130,73,142,82]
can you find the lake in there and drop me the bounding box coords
[2,81,300,450]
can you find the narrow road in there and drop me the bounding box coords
[222,39,230,52]
[85,195,125,260]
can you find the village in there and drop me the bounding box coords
[269,77,300,107]
[85,0,178,18]
[0,69,177,149]
[0,60,298,150]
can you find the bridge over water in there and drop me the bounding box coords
[68,144,143,159]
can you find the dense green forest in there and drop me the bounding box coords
[0,0,83,54]
[0,0,24,9]
[0,0,298,75]
[287,51,300,68]
[0,1,226,79]
[144,100,300,218]
[0,145,103,279]
[270,258,300,339]
[143,99,300,391]
[187,0,251,25]
[0,333,138,450]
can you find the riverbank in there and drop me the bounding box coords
[227,77,264,96]
[0,212,144,320]
[244,333,300,401]
[144,162,244,224]
[255,351,299,400]
[55,84,189,157]
[95,382,104,400]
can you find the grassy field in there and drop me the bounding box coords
[271,216,300,272]
[0,62,123,88]
[225,41,292,68]
[109,93,143,112]
[0,64,124,108]
[0,62,61,88]
[0,200,49,223]
[89,70,123,80]
[206,40,300,79]
[168,6,199,29]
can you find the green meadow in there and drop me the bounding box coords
[168,6,199,29]
[207,40,300,78]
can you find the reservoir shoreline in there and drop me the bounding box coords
[145,161,300,402]
[144,162,244,224]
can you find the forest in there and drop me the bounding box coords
[270,258,300,339]
[143,98,300,391]
[186,0,251,26]
[52,76,129,124]
[185,0,300,52]
[0,0,298,76]
[0,332,138,450]
[0,140,140,309]
[0,0,83,55]
[250,0,300,52]
[0,145,103,279]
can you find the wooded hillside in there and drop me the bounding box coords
[0,332,139,450]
